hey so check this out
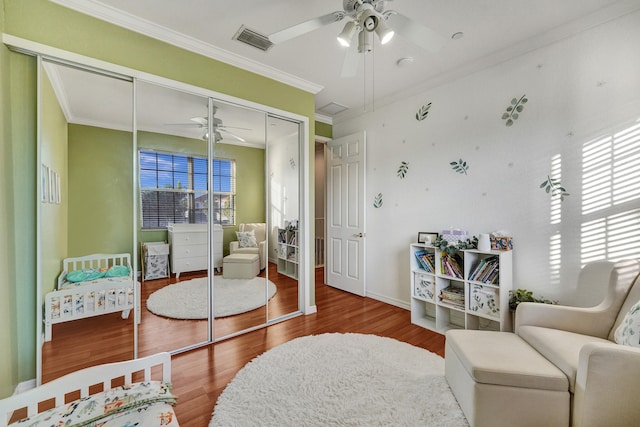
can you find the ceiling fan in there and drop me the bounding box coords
[165,107,249,143]
[268,0,446,77]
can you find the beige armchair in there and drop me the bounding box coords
[514,259,640,426]
[229,223,266,270]
[446,259,640,427]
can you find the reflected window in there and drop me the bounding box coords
[139,150,235,228]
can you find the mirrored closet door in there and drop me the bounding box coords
[35,51,306,384]
[38,59,135,382]
[266,115,302,322]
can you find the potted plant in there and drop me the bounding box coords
[509,288,557,325]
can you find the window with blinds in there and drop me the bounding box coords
[139,150,235,229]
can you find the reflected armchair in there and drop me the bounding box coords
[229,223,267,270]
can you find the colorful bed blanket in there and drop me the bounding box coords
[16,381,178,426]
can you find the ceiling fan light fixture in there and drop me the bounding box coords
[375,19,394,44]
[337,20,358,47]
[358,28,373,54]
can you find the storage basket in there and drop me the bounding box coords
[414,272,435,302]
[142,242,169,280]
[469,284,499,318]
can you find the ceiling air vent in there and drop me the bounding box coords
[233,25,273,51]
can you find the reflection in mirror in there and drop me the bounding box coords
[39,60,135,383]
[267,115,302,321]
[135,81,211,355]
[210,100,269,339]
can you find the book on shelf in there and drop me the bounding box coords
[439,285,465,308]
[414,250,435,273]
[469,256,500,284]
[440,254,463,279]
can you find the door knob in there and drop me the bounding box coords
[352,232,365,238]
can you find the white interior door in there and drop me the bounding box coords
[326,131,366,296]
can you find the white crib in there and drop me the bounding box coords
[43,253,136,342]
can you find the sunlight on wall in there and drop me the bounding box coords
[580,122,640,265]
[549,233,562,286]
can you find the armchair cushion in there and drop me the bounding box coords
[517,325,611,393]
[614,299,640,347]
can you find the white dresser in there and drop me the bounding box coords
[168,223,223,278]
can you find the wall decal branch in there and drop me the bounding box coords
[397,161,409,179]
[501,95,528,127]
[540,175,570,201]
[415,102,432,121]
[373,193,383,208]
[450,159,469,175]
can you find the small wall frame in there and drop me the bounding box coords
[418,232,439,245]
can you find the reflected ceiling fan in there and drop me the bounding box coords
[267,0,447,77]
[165,107,249,143]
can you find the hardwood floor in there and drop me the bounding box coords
[43,266,445,427]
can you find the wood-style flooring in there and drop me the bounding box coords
[42,265,446,427]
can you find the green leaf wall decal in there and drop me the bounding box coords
[540,175,570,201]
[502,95,528,127]
[397,161,409,179]
[373,193,383,208]
[450,159,469,175]
[415,102,432,121]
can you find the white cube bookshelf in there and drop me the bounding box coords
[410,243,513,334]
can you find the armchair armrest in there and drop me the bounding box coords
[573,342,640,427]
[515,302,614,338]
[229,241,239,253]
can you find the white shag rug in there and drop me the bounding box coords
[146,277,276,319]
[210,333,468,427]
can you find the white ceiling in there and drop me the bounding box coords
[51,0,640,123]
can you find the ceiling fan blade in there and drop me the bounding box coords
[219,128,247,143]
[269,11,345,44]
[164,122,205,128]
[219,125,252,131]
[386,12,446,53]
[340,40,360,78]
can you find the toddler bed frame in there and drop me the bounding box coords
[43,253,137,342]
[0,352,172,426]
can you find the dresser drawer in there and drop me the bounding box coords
[171,232,207,245]
[171,243,207,259]
[171,256,208,274]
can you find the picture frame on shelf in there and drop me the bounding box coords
[417,232,439,245]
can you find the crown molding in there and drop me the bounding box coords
[49,0,324,95]
[314,113,333,125]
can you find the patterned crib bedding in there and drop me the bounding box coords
[49,272,133,321]
[15,381,179,426]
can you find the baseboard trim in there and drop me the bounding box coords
[14,379,36,395]
[366,291,410,311]
[305,304,317,315]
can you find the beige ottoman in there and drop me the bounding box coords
[445,330,570,427]
[223,253,260,279]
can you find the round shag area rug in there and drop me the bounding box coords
[210,333,468,426]
[146,277,276,319]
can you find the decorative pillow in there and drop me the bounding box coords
[614,300,640,347]
[236,230,257,248]
[16,381,176,426]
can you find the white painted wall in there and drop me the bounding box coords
[334,10,640,308]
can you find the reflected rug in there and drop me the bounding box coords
[210,333,468,426]
[146,277,276,319]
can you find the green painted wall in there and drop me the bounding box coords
[315,121,333,139]
[68,125,134,257]
[0,1,18,398]
[2,0,316,395]
[5,51,37,393]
